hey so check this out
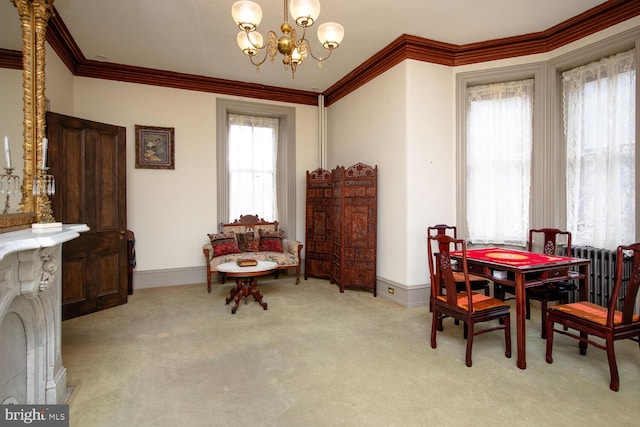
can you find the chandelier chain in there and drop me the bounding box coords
[283,0,288,23]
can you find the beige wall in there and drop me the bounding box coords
[28,15,640,298]
[43,65,319,278]
[325,17,640,306]
[327,64,408,286]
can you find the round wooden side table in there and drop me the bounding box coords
[215,261,277,314]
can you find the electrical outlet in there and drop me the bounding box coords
[387,287,395,295]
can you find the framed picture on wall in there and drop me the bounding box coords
[135,125,175,169]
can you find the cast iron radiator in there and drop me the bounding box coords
[569,246,634,309]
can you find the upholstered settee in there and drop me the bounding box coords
[203,215,303,293]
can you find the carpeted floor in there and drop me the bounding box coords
[62,277,640,426]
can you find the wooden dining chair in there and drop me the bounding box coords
[428,233,512,367]
[427,224,491,305]
[495,228,577,338]
[545,242,640,392]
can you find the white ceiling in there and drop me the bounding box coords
[1,0,608,92]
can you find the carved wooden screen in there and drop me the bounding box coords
[304,168,333,279]
[330,163,378,295]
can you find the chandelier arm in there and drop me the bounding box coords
[247,41,269,69]
[304,43,335,62]
[248,49,269,68]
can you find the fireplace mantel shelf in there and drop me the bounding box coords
[0,224,90,262]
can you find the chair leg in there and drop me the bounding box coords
[579,332,588,355]
[494,284,504,301]
[606,336,620,392]
[465,321,474,367]
[503,314,512,358]
[545,316,555,364]
[430,311,439,349]
[540,299,548,339]
[525,296,531,320]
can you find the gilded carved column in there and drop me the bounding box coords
[12,0,55,222]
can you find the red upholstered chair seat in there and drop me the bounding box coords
[551,301,640,326]
[437,292,509,313]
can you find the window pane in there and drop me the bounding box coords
[228,114,279,221]
[466,79,534,246]
[563,49,635,250]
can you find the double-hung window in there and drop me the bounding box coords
[465,79,534,246]
[216,99,296,234]
[227,114,278,221]
[562,49,636,250]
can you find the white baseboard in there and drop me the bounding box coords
[132,267,431,308]
[376,277,430,308]
[133,266,205,290]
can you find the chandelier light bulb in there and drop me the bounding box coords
[291,46,307,65]
[317,22,344,49]
[237,31,264,55]
[289,0,320,27]
[232,1,263,31]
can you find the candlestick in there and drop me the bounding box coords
[1,167,20,214]
[3,136,11,169]
[42,137,48,169]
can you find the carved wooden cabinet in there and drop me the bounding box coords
[304,168,333,279]
[330,163,378,295]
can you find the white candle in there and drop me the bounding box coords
[3,136,11,169]
[42,138,48,169]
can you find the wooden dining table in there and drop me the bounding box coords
[450,247,590,369]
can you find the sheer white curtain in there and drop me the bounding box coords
[466,79,534,246]
[228,114,279,221]
[563,49,636,250]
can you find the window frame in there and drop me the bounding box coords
[216,99,296,234]
[547,29,640,245]
[456,28,640,246]
[456,63,547,244]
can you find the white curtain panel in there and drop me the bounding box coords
[563,49,636,250]
[466,79,534,246]
[228,114,279,221]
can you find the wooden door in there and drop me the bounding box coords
[46,112,128,320]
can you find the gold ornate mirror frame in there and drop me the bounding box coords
[0,0,55,230]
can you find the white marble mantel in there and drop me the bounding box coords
[0,224,89,404]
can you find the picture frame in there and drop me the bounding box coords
[135,125,175,169]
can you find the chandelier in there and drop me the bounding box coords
[231,0,344,78]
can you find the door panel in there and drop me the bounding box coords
[46,112,127,320]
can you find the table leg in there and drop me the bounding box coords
[515,273,527,369]
[226,283,240,305]
[230,277,268,314]
[250,279,268,310]
[231,279,247,314]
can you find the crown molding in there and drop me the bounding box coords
[1,0,636,107]
[0,48,22,70]
[324,0,640,105]
[72,60,320,106]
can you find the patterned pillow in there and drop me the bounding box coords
[235,232,256,252]
[208,232,240,257]
[245,240,259,252]
[258,229,284,252]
